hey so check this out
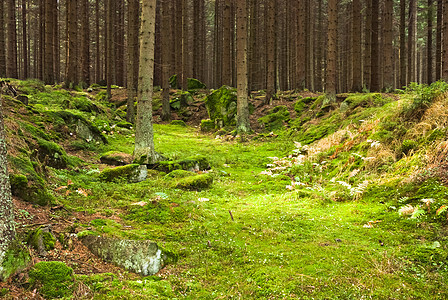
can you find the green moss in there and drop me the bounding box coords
[204,86,237,127]
[188,78,206,90]
[428,128,446,142]
[99,164,141,182]
[27,227,57,252]
[0,242,31,281]
[399,140,418,156]
[29,261,74,298]
[169,74,178,88]
[37,138,69,169]
[71,96,97,112]
[170,120,187,127]
[258,105,290,132]
[201,119,215,132]
[116,121,133,129]
[9,174,28,190]
[156,155,210,173]
[173,173,213,190]
[164,169,197,179]
[294,100,306,114]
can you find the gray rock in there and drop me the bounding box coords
[81,236,165,276]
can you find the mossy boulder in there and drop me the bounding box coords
[37,138,69,169]
[81,236,169,276]
[170,120,187,127]
[258,105,290,131]
[116,121,133,129]
[294,100,306,114]
[27,226,57,256]
[173,173,213,190]
[204,85,237,128]
[170,92,193,110]
[99,164,148,183]
[100,151,132,166]
[9,170,54,206]
[188,78,206,90]
[169,74,179,88]
[156,155,210,173]
[29,261,74,299]
[200,119,215,132]
[164,169,197,179]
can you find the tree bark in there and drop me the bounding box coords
[326,0,337,97]
[443,0,448,81]
[236,0,250,133]
[127,0,140,124]
[265,0,275,104]
[351,0,362,92]
[21,0,28,79]
[383,0,394,91]
[408,0,417,83]
[80,0,90,85]
[161,0,171,121]
[66,0,78,87]
[364,0,371,90]
[222,0,232,86]
[134,0,158,164]
[6,0,18,78]
[297,0,306,89]
[436,0,443,80]
[0,0,5,77]
[427,0,434,84]
[44,0,54,84]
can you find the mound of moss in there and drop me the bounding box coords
[100,151,132,166]
[37,138,69,169]
[27,226,57,256]
[204,85,237,128]
[156,155,210,173]
[258,105,290,131]
[99,164,147,183]
[170,120,187,127]
[29,261,74,298]
[188,78,206,90]
[0,242,31,281]
[173,173,213,190]
[200,119,215,132]
[164,169,197,179]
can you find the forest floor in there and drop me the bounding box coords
[2,80,448,299]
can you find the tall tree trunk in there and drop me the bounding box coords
[400,0,407,86]
[436,0,443,80]
[428,0,434,84]
[383,0,394,91]
[351,0,362,91]
[38,0,44,80]
[127,0,139,123]
[6,0,18,78]
[181,0,189,90]
[106,0,113,96]
[364,0,371,90]
[95,0,101,83]
[236,0,250,133]
[115,0,125,86]
[222,0,232,86]
[80,0,90,85]
[0,0,5,77]
[66,0,77,87]
[326,0,337,97]
[408,0,417,83]
[53,1,59,82]
[265,0,275,104]
[297,0,306,89]
[315,0,323,91]
[21,0,28,79]
[443,0,448,81]
[370,0,380,91]
[305,0,314,90]
[161,0,171,121]
[134,0,158,164]
[44,0,54,84]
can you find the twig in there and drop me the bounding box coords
[228,210,234,221]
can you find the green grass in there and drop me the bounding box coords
[50,124,448,299]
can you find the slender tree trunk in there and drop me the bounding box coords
[383,0,394,91]
[436,0,443,80]
[364,0,371,90]
[408,0,417,83]
[38,0,44,80]
[428,0,434,84]
[181,0,188,90]
[21,0,28,79]
[265,0,275,104]
[95,0,101,83]
[127,0,139,123]
[80,0,90,85]
[44,0,54,84]
[66,0,77,87]
[297,0,306,90]
[161,0,171,121]
[0,97,15,281]
[134,0,157,164]
[352,0,362,91]
[236,0,250,133]
[326,0,337,97]
[222,0,232,86]
[6,0,18,78]
[443,0,448,81]
[400,0,407,86]
[0,0,5,77]
[315,0,323,91]
[53,1,59,82]
[106,0,113,96]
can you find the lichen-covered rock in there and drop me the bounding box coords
[258,105,290,131]
[29,261,74,299]
[173,173,213,190]
[100,151,133,166]
[204,86,237,128]
[81,236,168,276]
[156,155,210,173]
[99,164,147,183]
[27,226,57,256]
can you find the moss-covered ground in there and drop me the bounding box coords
[2,79,448,298]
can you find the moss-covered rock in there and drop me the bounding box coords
[170,120,187,127]
[164,169,197,179]
[258,105,290,131]
[173,173,213,190]
[169,74,179,88]
[0,242,31,282]
[37,138,69,169]
[156,155,210,173]
[28,261,74,299]
[294,100,306,114]
[188,78,206,90]
[204,86,237,128]
[200,119,215,132]
[99,164,147,183]
[27,226,57,256]
[100,151,132,166]
[116,121,133,129]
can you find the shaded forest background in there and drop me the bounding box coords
[1,0,448,95]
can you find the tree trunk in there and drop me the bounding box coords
[351,0,362,91]
[222,0,232,86]
[106,0,113,96]
[383,0,394,91]
[408,0,417,83]
[436,0,443,80]
[161,0,171,121]
[265,0,275,104]
[326,0,337,97]
[95,0,101,83]
[364,0,371,90]
[181,0,189,90]
[80,0,90,85]
[236,0,250,133]
[428,0,434,84]
[0,97,16,281]
[21,0,28,79]
[53,1,59,82]
[6,0,18,78]
[370,0,380,91]
[315,0,323,91]
[66,0,77,87]
[400,0,407,86]
[443,0,448,81]
[134,0,158,165]
[127,0,139,123]
[44,0,54,84]
[0,0,5,77]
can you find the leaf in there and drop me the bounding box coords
[436,205,448,216]
[411,207,426,219]
[130,201,147,207]
[76,188,88,197]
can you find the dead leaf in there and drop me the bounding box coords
[130,201,147,207]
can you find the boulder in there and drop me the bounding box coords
[173,173,213,190]
[99,164,148,183]
[204,86,237,128]
[81,236,167,276]
[258,105,290,131]
[100,151,133,166]
[156,155,210,173]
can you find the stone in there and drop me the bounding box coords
[99,164,148,183]
[81,236,166,276]
[100,151,133,166]
[204,86,237,128]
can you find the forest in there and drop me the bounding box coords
[2,0,448,299]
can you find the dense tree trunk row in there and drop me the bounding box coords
[1,0,448,95]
